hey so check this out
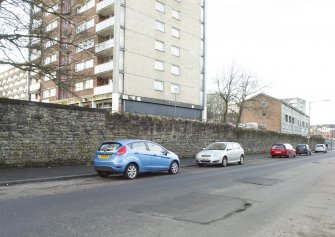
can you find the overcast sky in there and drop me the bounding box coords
[207,0,335,125]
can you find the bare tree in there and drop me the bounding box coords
[214,64,240,123]
[0,0,95,100]
[232,72,265,126]
[212,64,265,125]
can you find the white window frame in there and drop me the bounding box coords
[154,40,165,51]
[155,20,165,32]
[45,20,58,32]
[44,53,57,65]
[76,38,95,53]
[76,18,95,34]
[154,80,164,91]
[154,60,164,71]
[77,0,95,14]
[171,65,180,75]
[44,3,58,16]
[171,46,180,57]
[75,59,94,72]
[172,9,180,20]
[155,1,165,13]
[171,27,180,38]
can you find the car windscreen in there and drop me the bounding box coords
[99,142,122,151]
[206,143,226,150]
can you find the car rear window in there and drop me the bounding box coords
[272,144,285,149]
[206,143,226,150]
[99,142,122,151]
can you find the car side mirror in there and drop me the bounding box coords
[162,150,168,156]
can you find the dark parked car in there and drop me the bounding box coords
[295,144,312,156]
[270,143,296,158]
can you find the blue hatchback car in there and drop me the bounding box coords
[94,139,180,179]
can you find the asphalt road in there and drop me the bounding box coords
[1,152,335,237]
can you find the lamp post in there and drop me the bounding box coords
[308,100,330,141]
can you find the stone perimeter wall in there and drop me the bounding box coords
[0,98,324,168]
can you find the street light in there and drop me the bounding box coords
[308,99,330,138]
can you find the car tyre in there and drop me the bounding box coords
[169,161,179,174]
[124,163,138,179]
[239,155,244,165]
[97,172,110,178]
[222,157,228,167]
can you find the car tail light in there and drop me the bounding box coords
[116,146,127,156]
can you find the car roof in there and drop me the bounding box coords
[102,139,147,145]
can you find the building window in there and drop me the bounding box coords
[171,84,180,94]
[154,60,164,71]
[154,40,165,51]
[171,27,180,38]
[75,79,93,91]
[154,80,164,91]
[155,1,165,13]
[285,115,288,122]
[75,59,94,72]
[44,37,58,48]
[171,46,180,56]
[45,20,58,32]
[76,18,95,34]
[171,65,180,75]
[155,20,165,32]
[77,0,95,14]
[44,53,57,65]
[262,102,267,107]
[172,9,180,20]
[76,38,95,53]
[43,72,56,81]
[44,3,58,16]
[261,112,267,117]
[42,88,56,98]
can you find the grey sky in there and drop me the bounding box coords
[207,0,335,125]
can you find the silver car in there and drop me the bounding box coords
[315,144,327,153]
[196,142,244,167]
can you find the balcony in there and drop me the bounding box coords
[95,39,114,56]
[30,82,40,94]
[97,0,115,16]
[94,84,113,95]
[96,17,114,37]
[95,61,113,77]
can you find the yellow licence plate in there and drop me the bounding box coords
[99,154,110,159]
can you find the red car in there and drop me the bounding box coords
[270,143,296,158]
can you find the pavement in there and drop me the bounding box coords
[0,158,197,186]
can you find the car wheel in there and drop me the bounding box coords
[197,164,204,167]
[97,172,110,178]
[124,163,138,179]
[239,155,244,165]
[271,155,275,158]
[222,157,228,167]
[169,161,179,174]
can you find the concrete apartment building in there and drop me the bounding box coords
[0,67,39,101]
[29,0,206,120]
[240,93,309,136]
